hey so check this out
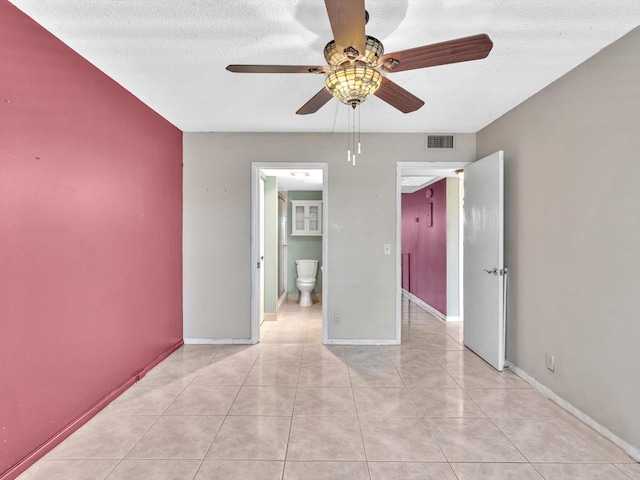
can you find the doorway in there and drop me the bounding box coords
[397,155,506,371]
[395,162,469,336]
[251,163,328,344]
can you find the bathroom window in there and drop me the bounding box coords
[291,200,322,236]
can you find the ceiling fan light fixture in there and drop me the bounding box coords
[325,65,382,106]
[362,35,384,66]
[324,41,349,67]
[324,35,384,68]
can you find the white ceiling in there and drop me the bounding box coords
[10,1,640,133]
[261,168,323,191]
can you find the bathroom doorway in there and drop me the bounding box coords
[250,163,328,344]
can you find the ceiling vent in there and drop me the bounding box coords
[426,134,455,150]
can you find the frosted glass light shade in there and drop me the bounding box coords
[325,65,382,106]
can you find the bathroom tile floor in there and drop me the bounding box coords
[19,298,638,479]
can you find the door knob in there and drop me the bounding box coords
[483,268,498,275]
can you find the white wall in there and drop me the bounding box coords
[183,133,475,342]
[445,177,460,320]
[477,26,640,452]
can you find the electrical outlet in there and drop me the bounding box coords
[333,314,341,325]
[546,353,555,372]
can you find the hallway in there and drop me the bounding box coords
[19,298,639,479]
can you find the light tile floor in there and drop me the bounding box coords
[19,298,639,480]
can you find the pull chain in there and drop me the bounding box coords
[345,104,362,166]
[357,105,362,155]
[352,106,356,166]
[346,105,351,162]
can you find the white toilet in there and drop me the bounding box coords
[295,259,318,307]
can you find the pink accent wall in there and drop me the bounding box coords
[0,3,183,478]
[401,180,447,315]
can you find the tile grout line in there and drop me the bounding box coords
[193,344,262,479]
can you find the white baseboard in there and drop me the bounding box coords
[446,315,462,322]
[277,293,288,313]
[184,338,255,345]
[506,363,640,462]
[402,290,447,321]
[263,313,277,321]
[326,338,400,346]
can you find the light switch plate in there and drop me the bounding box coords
[383,244,391,255]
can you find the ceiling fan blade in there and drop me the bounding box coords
[324,0,366,56]
[379,34,493,73]
[226,65,329,74]
[374,77,425,113]
[296,88,334,115]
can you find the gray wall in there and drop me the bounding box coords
[287,190,323,295]
[183,132,475,341]
[477,26,640,451]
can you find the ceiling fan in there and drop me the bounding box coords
[227,0,493,115]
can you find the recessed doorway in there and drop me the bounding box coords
[251,163,328,344]
[396,161,469,335]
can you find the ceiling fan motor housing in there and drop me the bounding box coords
[324,35,384,68]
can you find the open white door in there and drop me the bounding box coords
[259,177,265,324]
[463,151,505,371]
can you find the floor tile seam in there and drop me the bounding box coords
[198,383,247,466]
[418,402,451,465]
[545,417,615,463]
[225,413,295,417]
[291,414,359,419]
[528,461,622,465]
[488,410,620,464]
[279,360,304,392]
[344,354,355,388]
[186,458,214,480]
[352,393,373,480]
[157,374,201,417]
[453,388,502,421]
[106,413,164,466]
[549,414,633,464]
[446,367,490,392]
[157,413,238,418]
[282,377,300,475]
[82,457,121,480]
[605,462,638,479]
[111,454,212,461]
[464,413,558,420]
[485,416,563,465]
[405,386,437,419]
[389,353,412,391]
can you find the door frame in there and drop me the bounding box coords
[259,175,265,324]
[395,161,470,338]
[250,162,329,344]
[277,193,288,309]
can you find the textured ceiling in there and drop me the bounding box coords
[9,0,640,133]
